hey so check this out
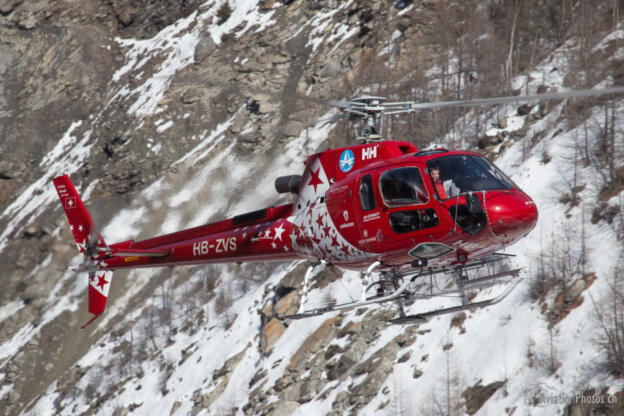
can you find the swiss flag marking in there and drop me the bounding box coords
[64,197,76,209]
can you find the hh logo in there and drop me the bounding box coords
[362,146,378,160]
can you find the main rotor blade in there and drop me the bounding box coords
[316,112,349,125]
[402,86,624,110]
[327,100,361,109]
[265,112,348,137]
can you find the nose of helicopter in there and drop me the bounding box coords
[485,190,538,242]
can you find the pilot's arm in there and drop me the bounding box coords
[444,179,460,198]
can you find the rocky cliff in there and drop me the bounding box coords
[1,1,624,415]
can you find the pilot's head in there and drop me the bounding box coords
[431,166,441,180]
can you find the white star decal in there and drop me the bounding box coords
[76,239,86,253]
[271,242,277,249]
[273,224,285,241]
[263,229,271,239]
[69,224,74,231]
[78,224,84,232]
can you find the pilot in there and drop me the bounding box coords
[431,166,460,200]
[430,166,448,200]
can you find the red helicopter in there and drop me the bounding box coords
[53,87,624,328]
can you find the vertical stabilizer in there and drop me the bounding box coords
[53,174,113,328]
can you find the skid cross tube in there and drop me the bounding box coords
[283,254,521,324]
[284,270,422,320]
[388,277,520,325]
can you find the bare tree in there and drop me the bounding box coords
[504,0,520,80]
[386,371,413,416]
[591,253,624,375]
[530,218,587,301]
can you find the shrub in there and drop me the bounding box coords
[217,2,232,25]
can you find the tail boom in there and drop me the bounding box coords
[53,174,302,327]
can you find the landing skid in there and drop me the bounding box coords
[285,269,420,320]
[388,277,520,324]
[282,254,521,324]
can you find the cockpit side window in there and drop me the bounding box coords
[359,175,376,211]
[380,167,429,206]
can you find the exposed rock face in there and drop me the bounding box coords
[1,1,624,415]
[548,273,597,326]
[192,345,249,413]
[462,380,506,415]
[0,2,409,411]
[261,317,286,354]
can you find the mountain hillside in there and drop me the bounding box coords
[1,1,623,415]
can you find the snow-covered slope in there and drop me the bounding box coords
[1,2,623,415]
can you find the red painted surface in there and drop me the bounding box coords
[53,140,538,320]
[88,284,107,315]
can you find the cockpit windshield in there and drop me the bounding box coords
[427,155,514,200]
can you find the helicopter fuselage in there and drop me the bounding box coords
[96,140,537,273]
